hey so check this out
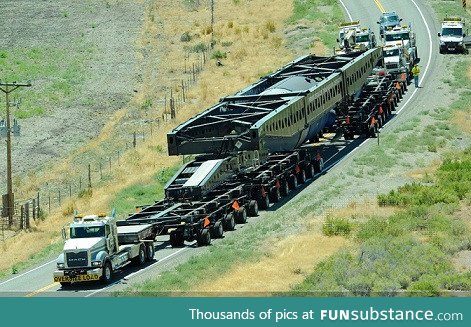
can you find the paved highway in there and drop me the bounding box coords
[0,0,440,297]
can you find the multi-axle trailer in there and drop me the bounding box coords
[121,48,405,247]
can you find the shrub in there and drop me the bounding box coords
[322,217,352,236]
[211,50,227,60]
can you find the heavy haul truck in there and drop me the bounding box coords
[54,48,406,285]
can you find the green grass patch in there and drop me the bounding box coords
[0,44,92,119]
[109,166,179,218]
[322,216,353,236]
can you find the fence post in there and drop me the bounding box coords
[58,190,61,205]
[133,132,137,148]
[69,183,72,197]
[32,198,36,220]
[24,202,29,229]
[20,205,24,230]
[48,192,51,213]
[37,192,40,218]
[99,161,103,179]
[88,164,92,188]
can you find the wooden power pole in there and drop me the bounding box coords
[0,81,32,226]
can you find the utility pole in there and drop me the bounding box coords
[211,0,215,48]
[0,81,32,226]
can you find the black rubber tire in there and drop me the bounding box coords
[305,164,315,179]
[223,213,235,231]
[100,261,112,284]
[280,179,290,196]
[132,244,146,266]
[197,228,211,246]
[170,231,185,247]
[258,194,270,210]
[60,282,71,287]
[234,207,247,224]
[145,242,155,262]
[210,221,224,238]
[247,200,259,217]
[297,170,307,184]
[288,174,298,189]
[269,186,281,203]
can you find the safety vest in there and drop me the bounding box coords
[412,66,420,77]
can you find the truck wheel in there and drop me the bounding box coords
[280,179,290,196]
[210,221,224,238]
[257,194,270,210]
[60,282,71,287]
[288,174,298,189]
[132,244,146,266]
[100,261,112,284]
[234,207,247,224]
[305,164,315,179]
[145,242,155,262]
[197,228,211,246]
[247,200,259,216]
[297,170,307,184]
[170,231,185,247]
[269,186,281,203]
[223,213,235,231]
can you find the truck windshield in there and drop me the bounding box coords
[382,15,399,23]
[383,49,400,57]
[70,226,105,238]
[356,35,370,42]
[442,28,463,36]
[385,32,409,42]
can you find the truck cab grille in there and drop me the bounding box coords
[66,251,88,267]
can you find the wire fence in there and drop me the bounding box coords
[1,45,212,238]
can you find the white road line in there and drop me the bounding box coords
[338,0,353,21]
[0,259,56,287]
[84,242,195,297]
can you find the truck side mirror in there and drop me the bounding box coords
[400,18,403,22]
[376,21,380,24]
[61,226,67,241]
[415,58,421,64]
[438,32,441,37]
[463,33,466,37]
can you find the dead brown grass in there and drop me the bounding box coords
[192,222,347,294]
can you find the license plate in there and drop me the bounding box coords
[54,274,100,283]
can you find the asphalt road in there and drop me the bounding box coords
[0,0,440,297]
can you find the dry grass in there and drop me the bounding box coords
[192,222,347,294]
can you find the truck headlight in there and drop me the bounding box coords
[92,261,102,267]
[57,263,64,269]
[459,41,463,45]
[440,41,445,45]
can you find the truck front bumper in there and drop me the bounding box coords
[53,268,103,283]
[441,43,465,53]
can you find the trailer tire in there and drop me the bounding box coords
[297,170,307,184]
[258,195,270,210]
[132,244,146,266]
[288,174,298,189]
[280,179,290,196]
[269,186,281,203]
[305,164,315,179]
[210,221,224,238]
[247,200,259,217]
[234,207,247,224]
[197,228,211,246]
[223,213,236,231]
[100,261,112,284]
[145,242,155,262]
[170,231,185,247]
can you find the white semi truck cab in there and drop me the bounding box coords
[53,213,155,286]
[438,17,468,54]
